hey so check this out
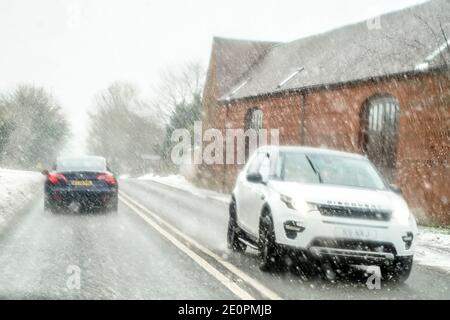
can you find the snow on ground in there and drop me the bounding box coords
[415,227,450,273]
[138,173,450,273]
[0,169,42,229]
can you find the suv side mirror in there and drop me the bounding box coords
[41,169,49,176]
[247,172,263,184]
[390,184,402,195]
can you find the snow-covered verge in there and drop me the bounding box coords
[138,173,230,203]
[138,173,450,273]
[0,169,42,229]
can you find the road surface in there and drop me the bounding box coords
[0,179,448,299]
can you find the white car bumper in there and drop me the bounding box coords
[272,204,417,262]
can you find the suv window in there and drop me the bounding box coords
[275,151,386,190]
[276,152,319,183]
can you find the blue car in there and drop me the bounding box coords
[43,156,118,213]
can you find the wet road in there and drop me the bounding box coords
[0,178,449,299]
[0,191,236,299]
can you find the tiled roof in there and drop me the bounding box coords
[220,0,450,101]
[211,37,278,97]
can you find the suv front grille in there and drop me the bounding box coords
[318,204,391,221]
[310,238,397,255]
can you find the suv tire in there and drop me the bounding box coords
[381,256,413,283]
[259,213,279,271]
[227,199,247,252]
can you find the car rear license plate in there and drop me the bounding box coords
[70,180,93,187]
[333,226,378,240]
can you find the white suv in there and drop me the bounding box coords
[228,146,417,282]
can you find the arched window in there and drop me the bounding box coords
[244,108,264,162]
[361,95,400,181]
[246,108,263,131]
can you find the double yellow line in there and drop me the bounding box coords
[119,191,281,300]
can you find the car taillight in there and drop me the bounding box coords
[97,174,116,185]
[47,173,67,184]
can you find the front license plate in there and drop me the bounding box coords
[333,226,378,240]
[70,180,93,187]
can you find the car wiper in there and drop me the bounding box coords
[304,155,323,183]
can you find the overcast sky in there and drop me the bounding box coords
[0,0,426,153]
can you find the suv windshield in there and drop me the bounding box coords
[56,157,106,172]
[276,152,386,190]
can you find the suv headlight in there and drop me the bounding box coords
[392,201,412,225]
[280,194,318,212]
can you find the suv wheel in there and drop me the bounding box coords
[381,256,413,283]
[259,213,279,271]
[227,199,247,252]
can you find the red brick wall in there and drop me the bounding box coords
[200,72,450,224]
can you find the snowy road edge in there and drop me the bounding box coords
[0,169,43,232]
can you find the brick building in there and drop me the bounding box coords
[200,0,450,224]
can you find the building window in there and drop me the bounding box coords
[244,108,264,162]
[246,108,263,132]
[361,95,400,181]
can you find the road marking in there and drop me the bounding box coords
[119,194,254,300]
[120,191,282,300]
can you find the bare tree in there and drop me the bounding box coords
[413,15,450,68]
[87,82,164,174]
[149,61,206,122]
[148,61,206,173]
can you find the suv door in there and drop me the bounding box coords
[238,151,270,236]
[248,154,271,236]
[236,153,261,233]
